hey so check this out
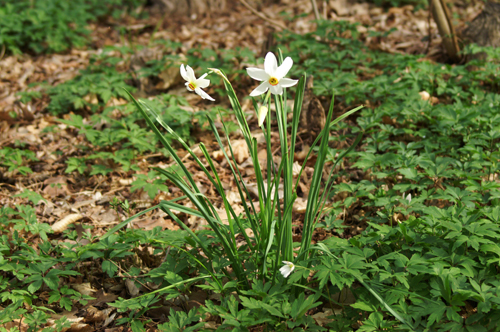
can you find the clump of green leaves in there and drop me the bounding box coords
[0,0,146,54]
[275,19,500,330]
[22,47,216,177]
[0,199,194,330]
[58,92,212,176]
[0,205,85,327]
[46,53,135,115]
[0,147,38,175]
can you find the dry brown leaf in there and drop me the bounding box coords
[292,161,301,177]
[43,176,70,198]
[134,216,180,231]
[257,148,268,171]
[293,197,308,213]
[245,181,283,200]
[311,309,334,327]
[228,139,249,164]
[157,64,183,90]
[225,190,241,205]
[52,214,84,233]
[125,279,140,297]
[331,287,356,305]
[295,145,310,161]
[204,321,219,329]
[212,139,249,164]
[103,312,117,328]
[215,205,245,226]
[1,319,29,332]
[88,288,119,307]
[66,322,93,332]
[84,306,103,323]
[187,290,208,310]
[71,282,96,296]
[83,93,98,105]
[93,209,120,224]
[84,306,115,323]
[212,149,224,162]
[47,310,89,332]
[329,0,350,16]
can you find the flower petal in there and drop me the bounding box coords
[280,261,294,278]
[247,67,269,81]
[196,77,210,89]
[279,77,298,88]
[264,52,278,76]
[180,64,189,82]
[250,81,271,97]
[275,57,293,79]
[280,266,291,278]
[185,65,197,82]
[195,87,215,101]
[270,84,283,95]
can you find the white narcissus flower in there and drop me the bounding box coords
[403,192,411,203]
[280,261,295,278]
[180,64,215,101]
[246,52,298,97]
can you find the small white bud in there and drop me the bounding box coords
[258,105,268,127]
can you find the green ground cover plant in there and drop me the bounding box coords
[0,148,37,176]
[277,20,500,330]
[20,47,220,178]
[0,0,145,54]
[46,53,134,115]
[56,92,203,177]
[2,15,500,332]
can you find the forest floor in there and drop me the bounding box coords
[0,0,491,330]
[0,0,482,241]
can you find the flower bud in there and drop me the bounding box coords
[258,105,268,127]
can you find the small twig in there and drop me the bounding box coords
[426,0,433,55]
[0,44,5,61]
[311,0,321,21]
[429,0,461,62]
[110,260,152,290]
[140,152,163,159]
[238,0,288,31]
[104,186,127,195]
[161,246,171,264]
[92,175,108,195]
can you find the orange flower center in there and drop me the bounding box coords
[188,83,196,90]
[269,77,279,86]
